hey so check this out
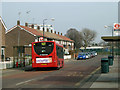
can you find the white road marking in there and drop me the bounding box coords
[16,79,36,86]
[16,77,45,86]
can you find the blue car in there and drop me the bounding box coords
[77,53,86,60]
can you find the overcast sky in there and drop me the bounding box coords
[1,1,118,43]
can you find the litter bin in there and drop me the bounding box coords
[108,56,113,66]
[101,58,109,73]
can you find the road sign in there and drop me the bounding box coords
[39,37,43,41]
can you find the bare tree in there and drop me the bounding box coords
[98,40,108,46]
[81,28,97,48]
[65,28,83,48]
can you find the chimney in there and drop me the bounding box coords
[31,24,34,28]
[17,20,20,25]
[25,22,28,27]
[47,28,49,32]
[58,32,59,35]
[54,31,56,34]
[37,26,40,30]
[51,30,53,33]
[61,33,62,36]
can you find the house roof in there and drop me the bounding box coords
[44,31,63,40]
[0,16,7,30]
[19,25,43,36]
[56,34,73,42]
[6,25,74,42]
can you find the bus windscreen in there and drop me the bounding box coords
[33,42,54,56]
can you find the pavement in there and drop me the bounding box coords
[82,55,119,89]
[0,70,2,90]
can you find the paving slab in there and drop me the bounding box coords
[90,56,119,88]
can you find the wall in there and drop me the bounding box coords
[5,26,35,57]
[0,21,2,61]
[0,21,5,61]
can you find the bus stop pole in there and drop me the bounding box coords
[112,27,114,58]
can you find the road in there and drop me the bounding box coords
[2,55,104,89]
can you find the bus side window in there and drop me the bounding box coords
[62,48,64,58]
[56,45,59,57]
[56,45,64,59]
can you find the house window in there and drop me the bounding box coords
[68,44,72,50]
[63,45,66,48]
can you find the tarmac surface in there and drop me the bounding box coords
[2,55,103,89]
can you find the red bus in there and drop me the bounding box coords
[32,41,64,69]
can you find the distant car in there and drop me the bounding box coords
[88,52,94,57]
[92,51,97,56]
[92,52,96,57]
[87,52,91,57]
[91,51,97,57]
[77,53,86,60]
[85,53,91,59]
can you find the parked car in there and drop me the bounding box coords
[90,51,97,57]
[77,53,86,60]
[92,52,96,57]
[92,51,97,56]
[90,51,96,57]
[87,52,93,58]
[85,52,91,59]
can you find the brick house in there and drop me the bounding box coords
[0,16,7,62]
[5,21,74,58]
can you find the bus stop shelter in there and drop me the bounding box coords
[101,36,120,56]
[101,36,120,42]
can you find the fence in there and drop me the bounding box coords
[64,55,71,59]
[0,61,13,69]
[13,46,32,68]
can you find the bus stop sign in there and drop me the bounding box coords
[114,23,120,30]
[39,37,43,41]
[114,23,120,36]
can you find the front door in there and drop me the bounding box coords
[1,47,5,62]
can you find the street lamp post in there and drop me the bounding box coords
[104,25,114,57]
[43,19,47,41]
[42,18,55,41]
